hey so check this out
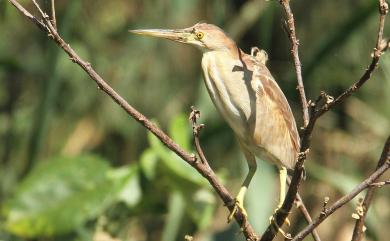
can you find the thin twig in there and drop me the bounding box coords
[279,0,309,127]
[189,107,209,166]
[294,5,390,238]
[287,177,322,241]
[8,0,47,31]
[369,179,390,187]
[315,0,388,118]
[44,0,57,29]
[292,139,390,241]
[50,0,57,29]
[351,136,390,241]
[8,0,260,240]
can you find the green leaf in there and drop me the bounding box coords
[109,165,141,207]
[140,149,158,180]
[147,130,208,187]
[168,114,191,151]
[2,155,134,238]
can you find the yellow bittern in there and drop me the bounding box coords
[130,23,299,224]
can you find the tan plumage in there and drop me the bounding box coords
[130,22,299,223]
[201,39,299,169]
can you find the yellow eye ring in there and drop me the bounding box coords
[196,32,204,39]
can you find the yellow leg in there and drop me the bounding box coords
[269,167,290,236]
[278,167,287,209]
[227,150,257,223]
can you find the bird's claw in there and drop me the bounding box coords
[270,207,290,226]
[268,207,291,239]
[227,199,248,223]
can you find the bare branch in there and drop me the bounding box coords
[189,107,208,166]
[292,137,390,241]
[369,179,390,187]
[7,1,389,241]
[44,0,57,29]
[8,0,260,240]
[260,1,311,238]
[50,0,57,29]
[7,0,47,31]
[315,0,388,118]
[351,136,390,241]
[261,0,388,240]
[279,0,309,127]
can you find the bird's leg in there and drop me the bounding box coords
[277,166,288,210]
[227,152,257,224]
[269,167,291,237]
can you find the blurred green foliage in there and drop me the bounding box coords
[3,155,139,237]
[0,0,389,241]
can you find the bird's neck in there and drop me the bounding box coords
[202,49,240,64]
[201,39,240,60]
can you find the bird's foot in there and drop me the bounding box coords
[268,207,291,239]
[270,206,290,226]
[227,198,248,223]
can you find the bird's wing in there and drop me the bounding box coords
[245,53,300,167]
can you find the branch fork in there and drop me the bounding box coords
[7,1,389,241]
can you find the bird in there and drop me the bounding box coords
[130,22,300,228]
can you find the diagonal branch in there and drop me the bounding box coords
[351,136,390,241]
[8,0,47,31]
[8,0,260,240]
[292,136,390,241]
[315,0,388,119]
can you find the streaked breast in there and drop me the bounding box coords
[201,50,254,140]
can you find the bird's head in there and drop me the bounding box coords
[129,22,235,52]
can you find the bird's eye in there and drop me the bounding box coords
[196,32,204,39]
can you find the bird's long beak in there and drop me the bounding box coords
[129,28,192,44]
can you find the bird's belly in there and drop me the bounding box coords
[204,73,246,137]
[213,89,247,137]
[201,53,251,139]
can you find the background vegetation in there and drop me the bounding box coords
[0,0,389,240]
